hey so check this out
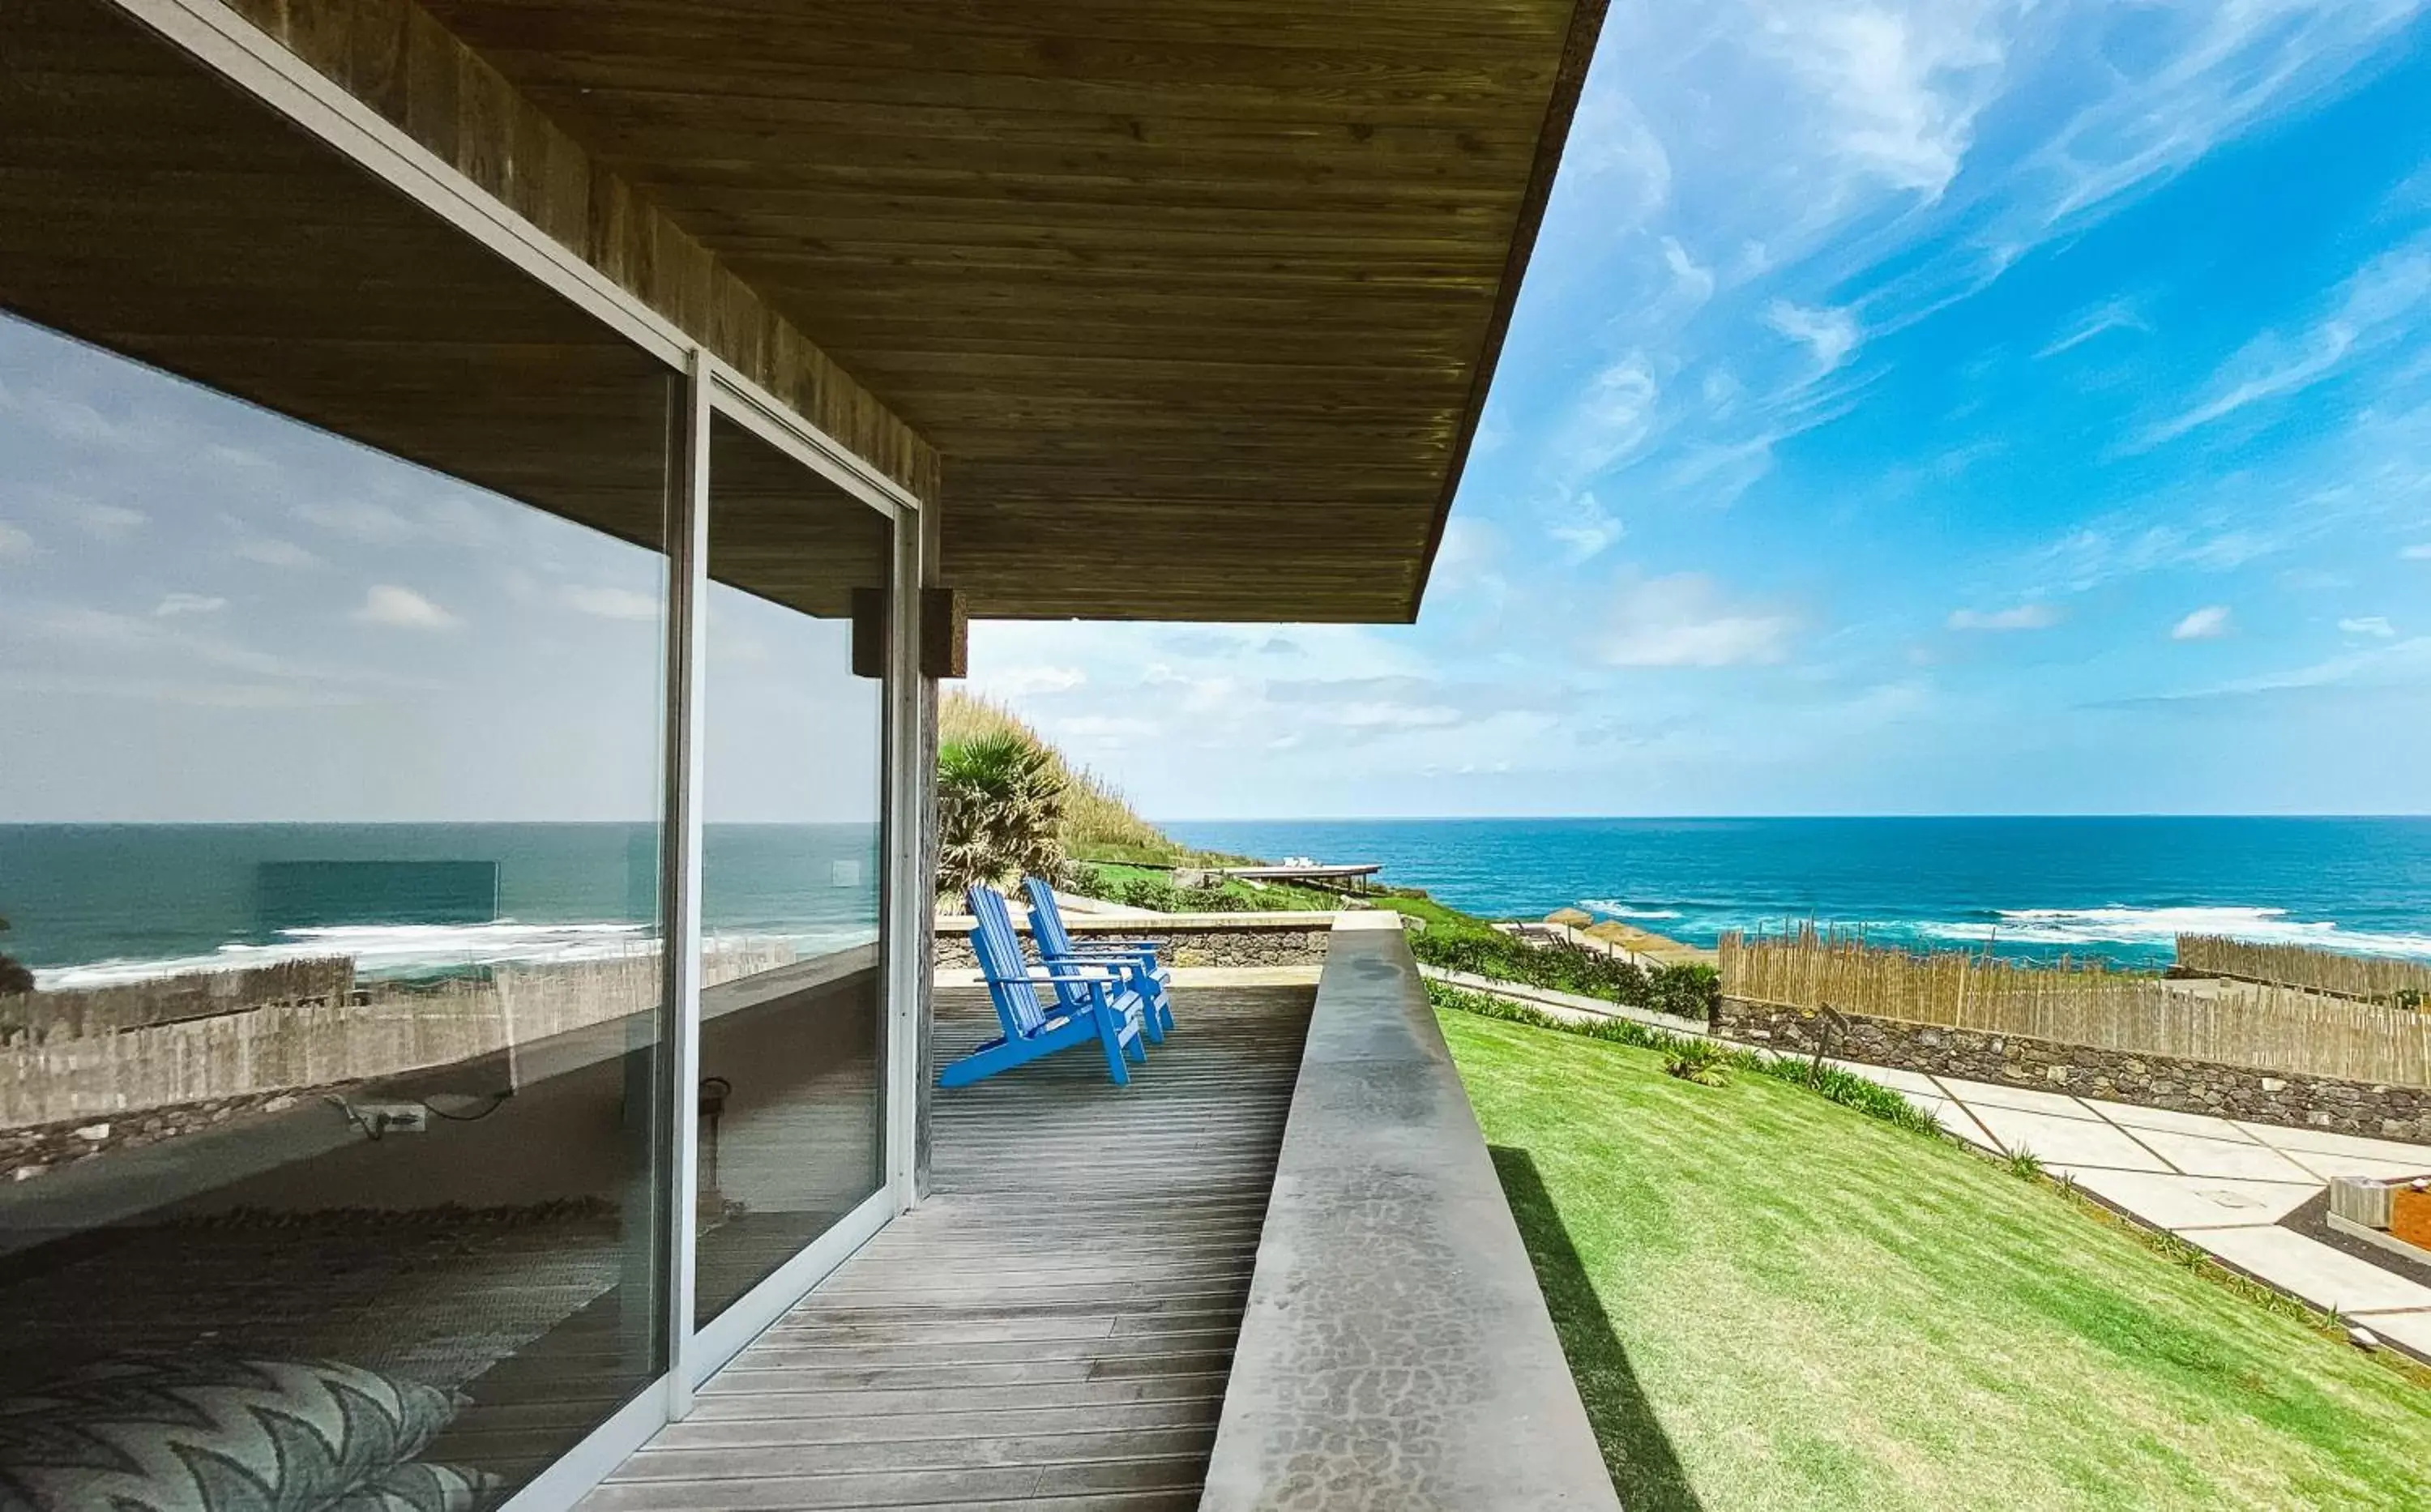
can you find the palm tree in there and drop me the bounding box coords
[937,733,1066,899]
[0,915,32,997]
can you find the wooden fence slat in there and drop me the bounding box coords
[1720,929,2431,1090]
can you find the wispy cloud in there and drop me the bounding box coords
[1756,0,2014,201]
[1546,492,1626,564]
[2134,233,2431,451]
[2339,615,2396,638]
[154,593,227,617]
[230,532,327,570]
[2404,542,2431,560]
[2171,604,2234,641]
[67,502,147,539]
[352,584,461,631]
[2036,298,2149,360]
[0,521,33,562]
[1947,602,2061,631]
[560,584,660,622]
[1603,572,1801,667]
[1765,300,1863,377]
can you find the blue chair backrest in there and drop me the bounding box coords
[965,886,1047,1039]
[1022,876,1079,959]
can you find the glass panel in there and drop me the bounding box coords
[693,410,891,1326]
[0,7,674,1497]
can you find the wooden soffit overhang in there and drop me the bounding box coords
[102,0,1606,623]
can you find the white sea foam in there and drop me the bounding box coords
[1912,905,2431,959]
[1580,901,1685,921]
[34,920,654,991]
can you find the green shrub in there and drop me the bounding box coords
[1409,928,1720,1023]
[1664,1040,1732,1086]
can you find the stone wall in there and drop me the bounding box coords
[1716,997,2431,1143]
[936,922,1331,972]
[2,1087,325,1181]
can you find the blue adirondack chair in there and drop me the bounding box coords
[938,885,1147,1088]
[1021,875,1175,1041]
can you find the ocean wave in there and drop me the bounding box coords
[34,920,656,991]
[1580,900,1685,921]
[1911,905,2431,959]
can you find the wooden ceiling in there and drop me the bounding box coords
[417,0,1606,621]
[1,0,889,621]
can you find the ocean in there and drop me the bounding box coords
[1167,816,2431,968]
[0,823,882,988]
[9,817,2429,984]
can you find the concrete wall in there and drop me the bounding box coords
[1719,997,2431,1142]
[1202,914,1618,1511]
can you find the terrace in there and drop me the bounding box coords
[583,916,1614,1510]
[0,2,1609,1507]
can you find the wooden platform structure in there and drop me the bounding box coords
[579,980,1315,1510]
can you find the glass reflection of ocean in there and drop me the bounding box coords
[1,824,881,987]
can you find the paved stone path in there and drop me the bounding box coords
[1840,1058,2431,1353]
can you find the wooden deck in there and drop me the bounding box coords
[581,980,1315,1511]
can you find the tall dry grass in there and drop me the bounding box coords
[939,690,1178,860]
[1720,925,2431,1089]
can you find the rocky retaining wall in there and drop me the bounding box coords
[1717,997,2431,1143]
[2,1087,328,1182]
[935,917,1333,972]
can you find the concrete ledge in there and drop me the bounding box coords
[1201,914,1619,1511]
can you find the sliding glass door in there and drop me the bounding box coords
[691,409,895,1334]
[1,6,918,1504]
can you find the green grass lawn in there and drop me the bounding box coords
[1442,1007,2431,1512]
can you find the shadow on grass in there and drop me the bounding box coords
[1490,1144,1705,1512]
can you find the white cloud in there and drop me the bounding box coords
[154,593,228,617]
[1603,572,1800,667]
[352,583,461,630]
[1765,300,1862,376]
[0,521,33,562]
[232,534,327,570]
[560,584,661,622]
[1558,357,1661,483]
[2339,616,2395,639]
[985,664,1088,699]
[1660,237,1716,307]
[1947,602,2061,631]
[2403,543,2431,561]
[2171,604,2233,641]
[1546,492,1626,564]
[69,502,147,539]
[294,498,419,545]
[1759,1,2011,199]
[2035,298,2148,360]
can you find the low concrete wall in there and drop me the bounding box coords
[1719,997,2431,1142]
[1201,914,1619,1511]
[934,912,1337,972]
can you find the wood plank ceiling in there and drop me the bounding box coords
[418,0,1605,621]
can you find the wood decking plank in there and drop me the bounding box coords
[579,981,1310,1509]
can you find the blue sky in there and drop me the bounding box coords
[972,0,2431,819]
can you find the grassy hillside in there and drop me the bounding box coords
[1444,1006,2431,1511]
[939,691,1186,863]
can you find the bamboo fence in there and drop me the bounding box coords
[1721,928,2431,1090]
[0,940,797,1130]
[2176,933,2431,1004]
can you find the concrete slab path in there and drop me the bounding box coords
[1834,1057,2431,1341]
